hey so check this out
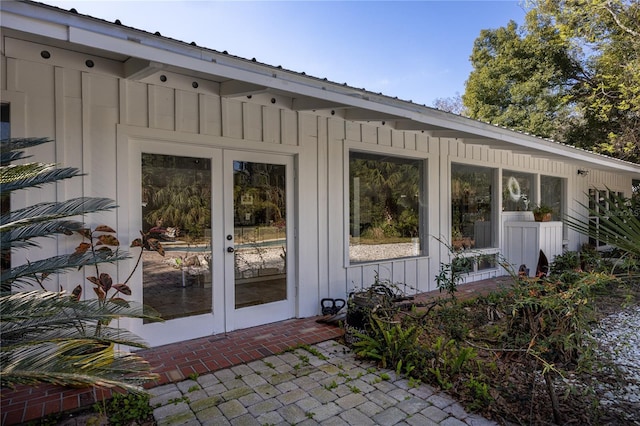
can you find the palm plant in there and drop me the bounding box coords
[565,190,640,272]
[1,137,162,392]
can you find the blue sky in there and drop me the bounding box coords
[42,1,526,106]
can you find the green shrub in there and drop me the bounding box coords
[353,316,421,375]
[550,250,580,274]
[507,272,613,364]
[95,392,154,426]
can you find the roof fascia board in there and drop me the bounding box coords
[1,8,68,40]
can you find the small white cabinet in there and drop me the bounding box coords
[504,221,563,277]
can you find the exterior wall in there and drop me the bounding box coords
[1,36,443,313]
[2,33,637,345]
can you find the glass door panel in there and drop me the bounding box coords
[232,160,287,308]
[141,153,212,321]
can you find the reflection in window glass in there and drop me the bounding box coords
[0,103,9,140]
[141,153,212,321]
[451,164,494,250]
[233,161,287,308]
[349,152,423,262]
[540,176,564,221]
[1,104,10,275]
[502,171,534,211]
[477,254,497,271]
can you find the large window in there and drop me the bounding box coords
[502,171,534,211]
[540,175,564,221]
[451,164,494,250]
[349,152,424,262]
[141,153,212,320]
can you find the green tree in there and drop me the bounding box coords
[463,1,640,163]
[1,137,161,392]
[463,13,579,141]
[534,0,640,162]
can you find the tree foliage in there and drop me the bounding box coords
[432,93,466,115]
[463,0,640,163]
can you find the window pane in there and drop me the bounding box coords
[349,152,423,262]
[1,104,10,275]
[503,171,534,211]
[0,103,9,139]
[233,161,287,308]
[452,164,494,250]
[141,153,212,321]
[477,254,497,271]
[540,175,563,221]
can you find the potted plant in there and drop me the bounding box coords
[345,274,402,344]
[533,204,553,222]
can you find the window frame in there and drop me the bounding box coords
[451,162,498,251]
[588,187,625,249]
[345,145,428,265]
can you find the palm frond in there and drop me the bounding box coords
[1,250,128,289]
[0,137,51,164]
[1,137,162,392]
[1,291,160,391]
[1,291,162,347]
[2,342,156,391]
[0,197,117,231]
[1,163,83,193]
[565,191,640,257]
[1,219,85,249]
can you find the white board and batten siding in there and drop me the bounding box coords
[2,33,638,332]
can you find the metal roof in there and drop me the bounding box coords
[2,0,639,175]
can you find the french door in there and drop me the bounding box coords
[223,151,295,331]
[138,143,295,343]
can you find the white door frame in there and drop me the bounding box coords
[222,150,296,331]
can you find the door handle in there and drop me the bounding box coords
[227,247,235,253]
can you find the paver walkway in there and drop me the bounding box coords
[149,340,497,426]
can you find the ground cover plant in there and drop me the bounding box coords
[350,244,640,425]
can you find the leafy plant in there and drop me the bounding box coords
[345,272,403,343]
[1,137,161,392]
[427,337,477,390]
[435,238,473,299]
[324,380,338,390]
[550,250,581,274]
[466,376,492,410]
[94,392,154,426]
[532,204,553,215]
[353,316,421,375]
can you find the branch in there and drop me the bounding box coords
[604,1,640,38]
